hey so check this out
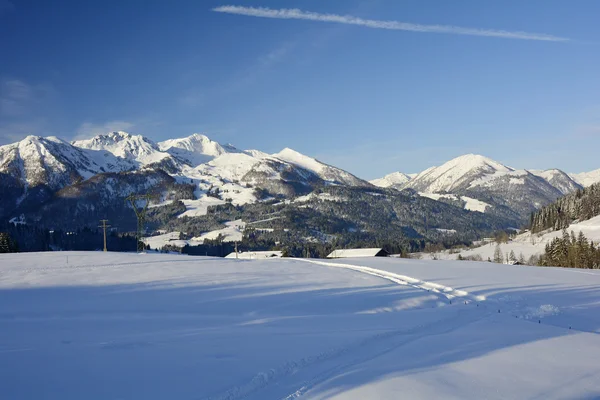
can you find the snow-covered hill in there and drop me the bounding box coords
[3,252,600,399]
[424,214,600,262]
[370,171,412,189]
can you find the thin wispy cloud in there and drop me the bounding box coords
[213,6,569,42]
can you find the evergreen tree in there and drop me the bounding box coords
[0,232,18,253]
[493,245,504,263]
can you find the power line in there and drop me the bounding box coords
[125,194,151,253]
[98,219,111,252]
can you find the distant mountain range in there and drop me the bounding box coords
[1,132,599,244]
[370,154,600,222]
[0,132,370,227]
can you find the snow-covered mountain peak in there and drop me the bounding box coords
[439,154,512,173]
[159,133,223,153]
[370,171,412,189]
[72,131,168,166]
[405,154,513,193]
[529,169,582,195]
[270,147,370,187]
[570,168,600,187]
[73,131,155,149]
[158,133,240,166]
[273,148,325,173]
[244,149,269,159]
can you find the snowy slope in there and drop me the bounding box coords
[530,169,582,195]
[243,149,269,159]
[425,214,600,261]
[273,148,370,187]
[571,168,600,187]
[369,171,412,189]
[191,220,245,242]
[3,252,600,399]
[419,193,492,213]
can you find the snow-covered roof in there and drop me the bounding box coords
[327,248,388,258]
[225,250,283,259]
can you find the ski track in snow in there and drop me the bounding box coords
[202,259,492,400]
[297,259,486,303]
[201,258,595,400]
[203,307,489,400]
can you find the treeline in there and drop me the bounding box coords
[539,230,600,269]
[0,223,138,252]
[530,183,600,233]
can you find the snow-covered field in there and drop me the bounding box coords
[2,252,600,399]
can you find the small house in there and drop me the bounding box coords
[326,248,389,259]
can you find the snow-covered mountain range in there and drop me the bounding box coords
[1,132,599,231]
[0,132,371,222]
[370,154,599,220]
[372,154,596,193]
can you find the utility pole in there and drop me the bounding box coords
[125,194,151,253]
[98,219,111,252]
[234,241,238,259]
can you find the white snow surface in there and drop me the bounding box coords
[419,193,491,213]
[178,196,226,218]
[2,252,600,399]
[461,195,491,212]
[142,231,193,249]
[192,220,245,243]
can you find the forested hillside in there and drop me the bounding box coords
[530,182,600,233]
[539,229,600,269]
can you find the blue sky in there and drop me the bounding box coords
[1,0,599,179]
